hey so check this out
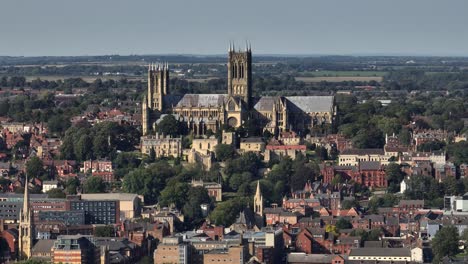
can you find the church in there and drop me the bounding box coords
[142,44,335,136]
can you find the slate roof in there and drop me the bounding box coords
[359,161,382,171]
[241,137,264,143]
[172,94,227,108]
[398,200,424,207]
[254,96,277,112]
[32,239,55,254]
[287,253,339,264]
[285,96,334,113]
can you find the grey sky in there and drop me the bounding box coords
[1,0,467,56]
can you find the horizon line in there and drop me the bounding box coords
[1,52,468,59]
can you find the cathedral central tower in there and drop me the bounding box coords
[227,43,252,109]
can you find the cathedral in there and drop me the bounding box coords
[142,44,335,136]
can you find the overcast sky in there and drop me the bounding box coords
[1,0,467,56]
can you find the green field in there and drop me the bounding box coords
[300,70,387,77]
[295,70,386,83]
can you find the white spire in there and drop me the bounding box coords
[245,40,248,52]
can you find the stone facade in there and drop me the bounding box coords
[142,45,335,137]
[140,133,182,158]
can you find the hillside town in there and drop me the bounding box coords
[0,43,466,264]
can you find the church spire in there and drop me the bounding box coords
[254,181,263,215]
[22,175,29,215]
[19,174,32,260]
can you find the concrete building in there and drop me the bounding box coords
[52,235,99,264]
[79,193,142,220]
[154,236,190,264]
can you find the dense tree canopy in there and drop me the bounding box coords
[122,161,175,204]
[432,225,460,263]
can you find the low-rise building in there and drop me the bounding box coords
[140,133,182,158]
[52,235,100,264]
[42,181,58,193]
[191,179,222,202]
[338,149,388,166]
[240,137,265,153]
[348,248,411,262]
[264,145,306,162]
[154,236,190,264]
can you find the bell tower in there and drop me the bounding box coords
[227,42,252,109]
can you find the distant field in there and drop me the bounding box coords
[296,70,385,82]
[185,77,219,83]
[24,75,144,82]
[296,76,383,83]
[301,70,387,77]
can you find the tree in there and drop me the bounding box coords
[209,198,248,226]
[65,177,80,194]
[229,172,253,191]
[386,163,405,193]
[94,225,115,237]
[331,174,345,185]
[47,115,71,135]
[123,161,175,204]
[46,188,66,198]
[26,156,45,179]
[159,180,189,209]
[215,144,236,161]
[83,176,106,193]
[399,128,411,146]
[290,155,318,191]
[75,134,93,162]
[341,199,360,210]
[156,115,181,137]
[183,186,212,228]
[325,224,339,236]
[336,218,353,230]
[93,134,110,159]
[461,228,468,253]
[432,225,460,263]
[149,147,156,162]
[352,126,385,149]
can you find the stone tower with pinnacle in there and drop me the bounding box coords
[254,180,263,215]
[18,176,33,260]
